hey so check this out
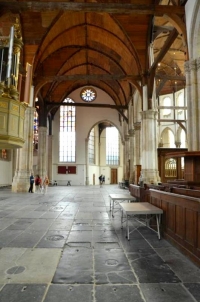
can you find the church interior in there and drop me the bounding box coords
[0,0,200,301]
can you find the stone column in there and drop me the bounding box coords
[134,122,141,183]
[124,135,129,180]
[190,60,198,150]
[48,135,53,182]
[85,138,89,185]
[12,107,35,192]
[128,129,135,184]
[185,59,200,150]
[140,110,160,184]
[37,126,48,180]
[184,61,192,149]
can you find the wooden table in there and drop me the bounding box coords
[109,193,136,217]
[120,202,163,240]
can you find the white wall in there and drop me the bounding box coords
[51,86,123,185]
[0,160,13,185]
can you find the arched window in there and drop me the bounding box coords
[165,158,177,177]
[106,127,119,165]
[59,98,76,162]
[89,128,95,164]
[161,128,175,148]
[163,97,171,117]
[33,110,39,150]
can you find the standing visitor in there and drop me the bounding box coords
[99,174,103,187]
[28,173,34,193]
[35,175,42,193]
[43,176,49,194]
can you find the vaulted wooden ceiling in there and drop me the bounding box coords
[0,0,187,112]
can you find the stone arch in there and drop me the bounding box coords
[161,127,175,148]
[87,119,123,144]
[176,126,187,148]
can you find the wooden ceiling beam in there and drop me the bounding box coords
[35,74,141,82]
[156,74,185,81]
[150,28,179,72]
[0,2,185,15]
[46,101,128,110]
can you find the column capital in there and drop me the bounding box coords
[128,129,135,137]
[125,134,129,141]
[134,122,141,131]
[140,109,157,120]
[197,57,200,70]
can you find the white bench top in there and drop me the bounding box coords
[109,194,136,200]
[120,202,163,215]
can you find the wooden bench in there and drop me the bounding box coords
[150,188,200,266]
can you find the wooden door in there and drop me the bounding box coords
[111,168,118,184]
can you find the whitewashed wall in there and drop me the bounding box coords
[52,86,123,185]
[0,160,13,185]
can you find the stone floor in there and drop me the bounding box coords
[0,185,199,302]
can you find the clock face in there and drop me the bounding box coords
[81,87,96,102]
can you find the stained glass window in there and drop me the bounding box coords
[106,127,119,165]
[33,111,39,150]
[81,87,96,102]
[59,98,76,162]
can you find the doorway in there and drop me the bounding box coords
[110,168,118,184]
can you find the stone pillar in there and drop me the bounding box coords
[134,122,141,183]
[85,138,89,185]
[124,135,129,180]
[12,107,35,192]
[190,60,198,150]
[128,129,135,184]
[37,126,48,180]
[184,59,200,150]
[140,110,160,184]
[48,135,53,182]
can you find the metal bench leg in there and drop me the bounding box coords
[156,214,161,240]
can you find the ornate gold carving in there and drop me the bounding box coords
[14,18,22,40]
[11,104,19,113]
[0,101,8,109]
[0,38,9,47]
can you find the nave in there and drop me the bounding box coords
[0,185,199,302]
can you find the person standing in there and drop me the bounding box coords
[43,176,49,194]
[99,175,103,187]
[28,173,34,193]
[35,175,42,193]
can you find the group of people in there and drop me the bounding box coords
[29,174,49,194]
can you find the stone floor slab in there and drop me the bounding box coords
[36,230,69,248]
[53,247,93,284]
[184,283,200,302]
[44,284,93,302]
[94,249,136,284]
[0,247,61,284]
[140,283,196,302]
[0,284,47,302]
[95,285,144,302]
[131,253,180,283]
